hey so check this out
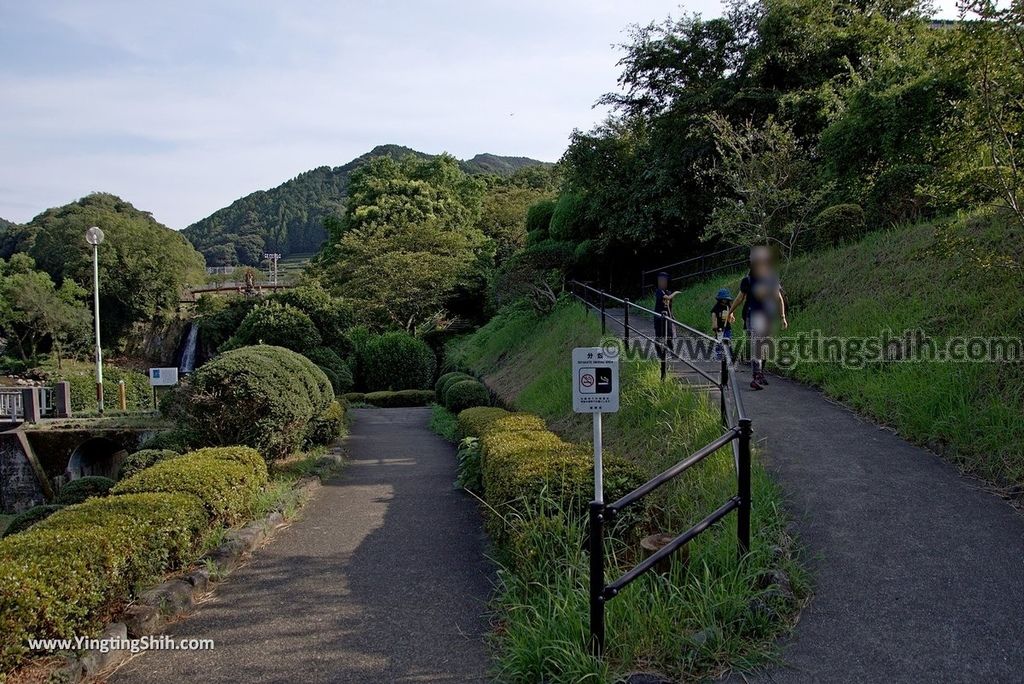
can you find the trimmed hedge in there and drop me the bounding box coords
[1,505,62,538]
[457,407,510,438]
[170,345,333,460]
[226,301,323,354]
[359,332,436,391]
[0,492,207,672]
[54,476,115,506]
[458,409,644,545]
[112,448,267,523]
[306,400,346,446]
[118,449,180,480]
[138,429,193,453]
[435,371,473,399]
[344,390,436,408]
[443,379,490,414]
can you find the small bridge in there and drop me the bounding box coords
[180,281,294,303]
[0,418,169,513]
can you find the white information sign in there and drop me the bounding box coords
[572,347,619,414]
[148,367,179,387]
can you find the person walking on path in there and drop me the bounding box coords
[711,287,734,361]
[654,271,678,359]
[727,247,787,390]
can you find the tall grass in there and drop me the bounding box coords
[669,208,1024,485]
[450,300,806,682]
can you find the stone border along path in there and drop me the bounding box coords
[112,408,494,684]
[601,306,1024,682]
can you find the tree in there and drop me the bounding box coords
[952,1,1024,227]
[317,154,490,329]
[0,255,90,364]
[706,114,829,256]
[18,193,205,342]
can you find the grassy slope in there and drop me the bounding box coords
[669,208,1024,486]
[449,302,805,682]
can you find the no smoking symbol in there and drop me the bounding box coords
[580,373,595,388]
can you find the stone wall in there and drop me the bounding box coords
[0,432,46,513]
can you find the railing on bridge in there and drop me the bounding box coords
[568,279,751,655]
[1,385,68,423]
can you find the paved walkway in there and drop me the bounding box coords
[603,307,1024,682]
[114,408,493,684]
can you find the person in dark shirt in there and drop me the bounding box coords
[711,287,734,361]
[653,271,677,358]
[727,247,787,390]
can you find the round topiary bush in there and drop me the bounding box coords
[137,429,193,453]
[304,347,354,394]
[226,301,322,354]
[170,345,333,461]
[2,505,63,537]
[55,476,115,506]
[444,380,490,414]
[306,400,346,447]
[359,332,437,391]
[435,371,473,398]
[118,449,180,481]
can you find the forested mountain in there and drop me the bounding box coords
[0,217,17,232]
[183,145,549,266]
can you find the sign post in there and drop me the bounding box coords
[148,367,180,413]
[573,346,619,658]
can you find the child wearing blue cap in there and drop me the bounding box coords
[711,287,734,361]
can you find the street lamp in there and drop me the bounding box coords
[85,226,105,414]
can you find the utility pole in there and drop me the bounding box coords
[85,226,105,414]
[263,252,281,286]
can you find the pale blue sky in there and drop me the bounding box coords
[0,1,960,229]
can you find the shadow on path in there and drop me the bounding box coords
[113,407,493,684]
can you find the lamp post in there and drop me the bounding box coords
[85,226,105,414]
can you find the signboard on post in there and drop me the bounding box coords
[573,347,619,413]
[573,347,620,506]
[148,368,179,387]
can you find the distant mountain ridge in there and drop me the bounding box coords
[182,145,550,266]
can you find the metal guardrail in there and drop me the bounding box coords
[0,389,22,421]
[568,279,751,655]
[639,245,748,294]
[1,386,62,422]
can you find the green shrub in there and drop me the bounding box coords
[138,429,194,453]
[226,301,322,354]
[435,371,473,397]
[362,390,436,408]
[306,400,346,446]
[305,347,354,394]
[0,492,206,672]
[808,203,867,249]
[456,406,510,438]
[185,446,270,482]
[112,450,267,523]
[478,423,643,543]
[359,332,436,391]
[341,392,366,404]
[272,285,355,355]
[2,505,62,538]
[170,345,332,460]
[444,379,490,413]
[118,449,180,480]
[455,437,483,493]
[54,476,115,506]
[53,365,152,413]
[525,198,557,243]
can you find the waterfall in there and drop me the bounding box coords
[179,322,199,374]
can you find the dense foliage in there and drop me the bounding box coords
[1,193,204,342]
[357,331,437,391]
[520,0,1024,290]
[169,345,333,460]
[184,144,549,266]
[54,476,115,506]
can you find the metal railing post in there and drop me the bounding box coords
[600,291,607,334]
[720,340,729,425]
[659,313,667,381]
[589,500,606,656]
[737,417,752,557]
[623,299,630,352]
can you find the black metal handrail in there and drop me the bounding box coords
[567,278,752,656]
[639,245,749,293]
